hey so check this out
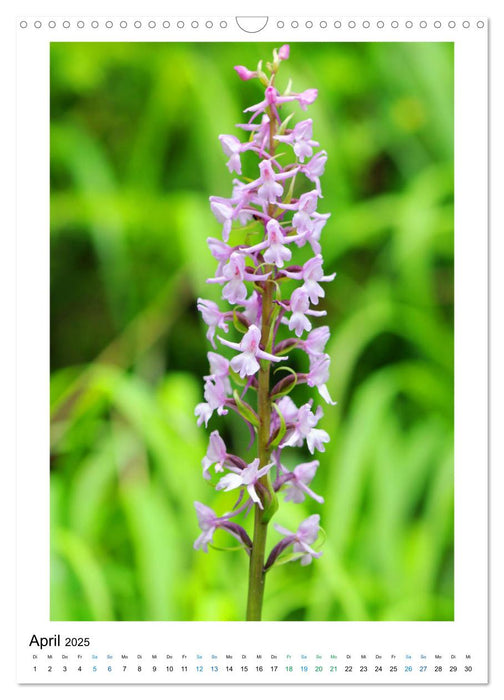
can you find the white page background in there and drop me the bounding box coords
[2,0,502,698]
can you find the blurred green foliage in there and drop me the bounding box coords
[50,41,454,621]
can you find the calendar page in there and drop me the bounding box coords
[15,9,488,687]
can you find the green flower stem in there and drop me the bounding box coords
[246,92,279,622]
[246,506,268,620]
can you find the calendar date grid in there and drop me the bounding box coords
[27,649,477,680]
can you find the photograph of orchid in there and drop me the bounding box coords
[194,46,335,620]
[50,41,454,622]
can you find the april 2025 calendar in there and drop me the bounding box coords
[16,12,488,685]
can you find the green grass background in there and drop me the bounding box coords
[50,41,454,621]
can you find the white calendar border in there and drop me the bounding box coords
[15,15,488,685]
